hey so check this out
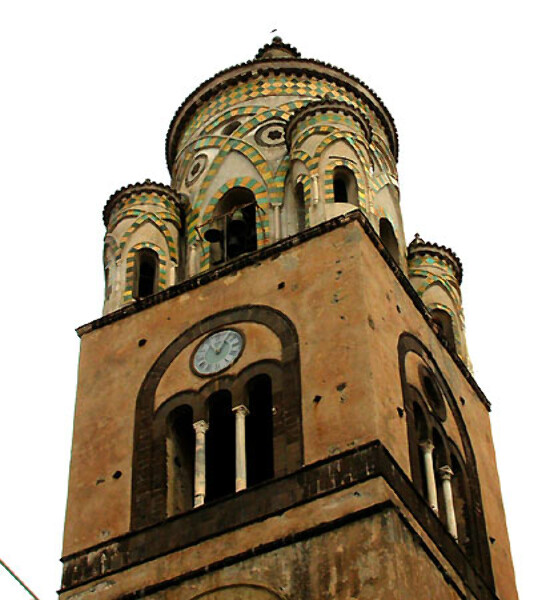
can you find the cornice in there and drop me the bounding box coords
[102,179,181,227]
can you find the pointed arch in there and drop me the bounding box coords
[118,213,178,264]
[290,149,316,173]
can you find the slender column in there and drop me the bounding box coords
[311,174,320,205]
[169,262,176,286]
[439,465,458,540]
[419,440,439,514]
[192,420,209,507]
[233,405,249,492]
[273,204,281,242]
[188,243,198,278]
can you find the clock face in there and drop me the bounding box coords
[192,329,244,376]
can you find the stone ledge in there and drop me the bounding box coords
[60,441,496,600]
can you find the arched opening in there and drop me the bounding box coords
[133,248,159,299]
[379,218,400,264]
[294,182,306,233]
[205,187,258,266]
[205,390,235,502]
[430,308,456,353]
[166,405,195,515]
[333,166,358,206]
[246,374,274,487]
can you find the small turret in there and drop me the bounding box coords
[102,180,182,314]
[408,234,470,365]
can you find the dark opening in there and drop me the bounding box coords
[413,401,427,495]
[431,308,456,353]
[333,174,348,203]
[451,454,471,552]
[134,248,159,299]
[168,405,195,514]
[332,166,358,205]
[379,218,400,264]
[422,372,445,419]
[294,182,306,231]
[207,187,258,266]
[246,374,274,487]
[205,390,235,502]
[222,120,241,136]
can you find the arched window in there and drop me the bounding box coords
[332,166,358,206]
[205,187,258,266]
[430,308,456,353]
[246,374,274,486]
[379,218,400,264]
[166,405,195,515]
[133,248,159,299]
[205,390,235,502]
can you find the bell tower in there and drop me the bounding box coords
[60,38,518,600]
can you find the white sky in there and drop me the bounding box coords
[0,2,552,598]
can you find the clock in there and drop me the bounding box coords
[192,329,244,376]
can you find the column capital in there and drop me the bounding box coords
[419,439,434,453]
[193,419,209,434]
[232,404,250,417]
[439,465,454,480]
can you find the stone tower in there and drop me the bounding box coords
[60,39,518,600]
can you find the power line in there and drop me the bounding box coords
[0,558,40,600]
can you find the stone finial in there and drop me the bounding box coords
[255,37,301,61]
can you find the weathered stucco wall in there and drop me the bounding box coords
[63,216,516,599]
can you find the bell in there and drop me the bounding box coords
[204,227,223,244]
[228,210,247,236]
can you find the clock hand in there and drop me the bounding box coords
[215,331,229,354]
[209,337,220,354]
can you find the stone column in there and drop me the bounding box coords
[233,405,249,492]
[311,174,320,205]
[420,440,439,514]
[439,465,458,540]
[188,243,198,277]
[273,204,281,242]
[193,420,209,507]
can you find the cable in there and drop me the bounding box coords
[0,558,40,600]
